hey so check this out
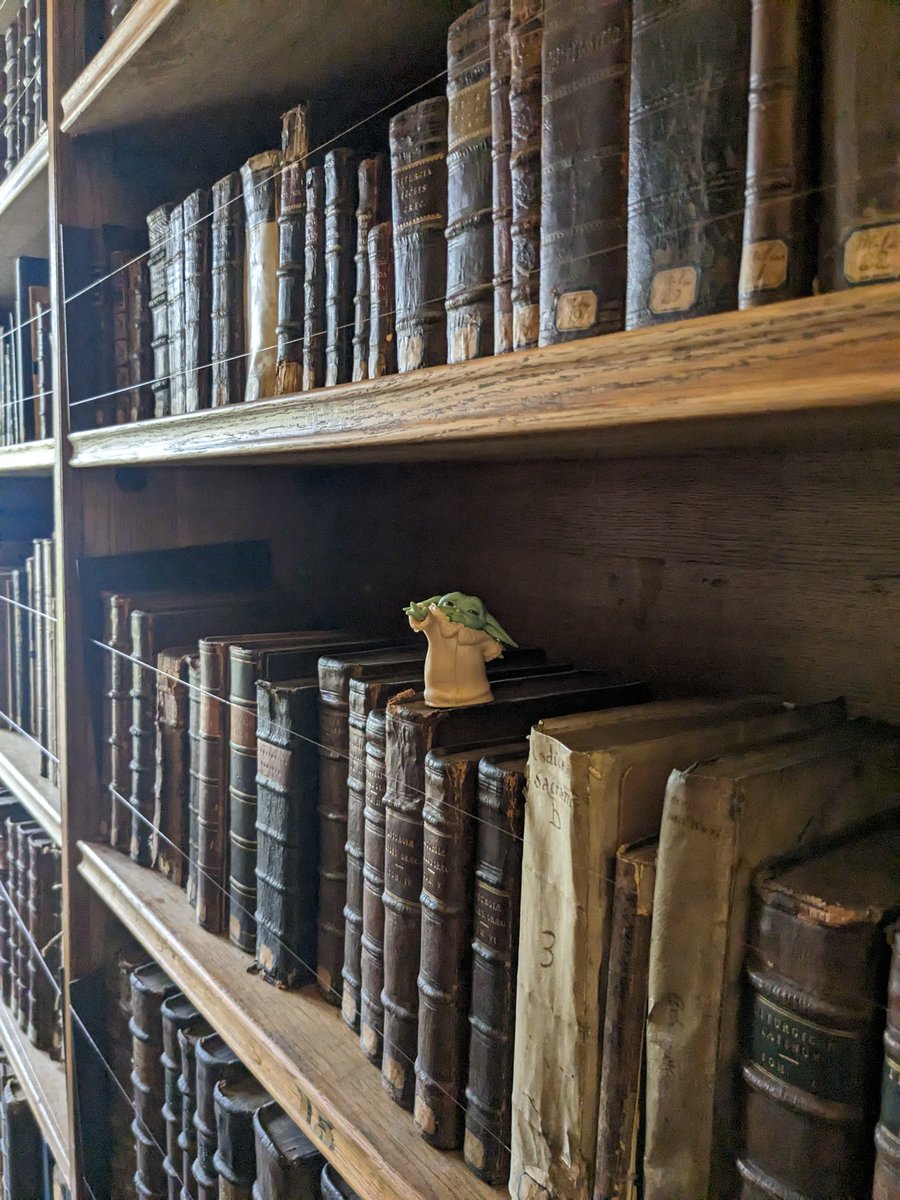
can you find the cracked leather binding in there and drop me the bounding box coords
[154,648,193,885]
[352,155,386,382]
[274,105,309,396]
[367,222,396,378]
[210,172,246,406]
[874,925,900,1200]
[390,97,448,371]
[446,2,494,363]
[252,1102,324,1200]
[509,0,542,350]
[166,202,186,413]
[147,203,174,417]
[161,994,201,1200]
[302,165,326,390]
[177,1017,212,1200]
[183,189,211,411]
[241,151,281,402]
[126,257,153,421]
[214,1075,270,1200]
[324,148,359,386]
[490,0,513,354]
[130,964,179,1198]
[627,0,750,328]
[194,1035,242,1200]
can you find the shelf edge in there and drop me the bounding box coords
[0,732,62,846]
[0,439,55,477]
[0,130,49,225]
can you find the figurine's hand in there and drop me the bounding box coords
[404,601,431,623]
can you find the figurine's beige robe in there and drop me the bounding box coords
[409,604,503,707]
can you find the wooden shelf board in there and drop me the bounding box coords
[0,729,61,846]
[0,130,49,307]
[0,994,70,1186]
[77,842,503,1200]
[0,439,54,477]
[68,285,900,469]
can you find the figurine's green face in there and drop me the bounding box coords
[436,592,487,630]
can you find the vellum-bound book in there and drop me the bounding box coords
[510,695,845,1200]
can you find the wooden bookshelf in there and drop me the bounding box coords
[0,130,49,305]
[77,841,502,1200]
[0,729,61,846]
[0,439,54,476]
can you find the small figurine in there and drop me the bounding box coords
[404,591,518,708]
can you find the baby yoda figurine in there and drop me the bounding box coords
[404,591,518,708]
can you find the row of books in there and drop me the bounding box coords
[0,1057,66,1200]
[0,256,51,446]
[0,798,62,1062]
[1,0,45,182]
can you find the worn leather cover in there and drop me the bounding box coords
[819,0,900,292]
[11,569,29,731]
[509,0,542,349]
[109,949,148,1200]
[194,1035,242,1200]
[875,926,900,1200]
[210,172,246,407]
[130,964,179,1193]
[594,839,657,1200]
[4,24,18,176]
[146,203,173,418]
[109,250,131,422]
[241,151,281,403]
[737,820,900,1200]
[1,1078,43,1200]
[464,751,526,1182]
[382,669,647,1110]
[274,105,308,397]
[11,820,40,1027]
[352,155,385,382]
[26,835,58,1053]
[161,994,201,1200]
[126,258,153,422]
[33,299,52,438]
[5,819,41,1019]
[177,1017,212,1200]
[367,222,397,378]
[214,1075,270,1200]
[252,1102,324,1200]
[446,3,494,363]
[738,0,817,308]
[182,190,211,411]
[415,741,525,1150]
[166,202,186,414]
[324,148,359,387]
[0,801,26,1007]
[320,1161,361,1199]
[490,0,513,354]
[21,0,35,153]
[302,165,326,390]
[390,97,449,371]
[153,647,193,884]
[627,0,750,328]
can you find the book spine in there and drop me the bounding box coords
[274,105,308,397]
[26,839,57,1053]
[15,7,25,159]
[302,165,326,391]
[367,222,397,379]
[194,1040,241,1198]
[213,1085,270,1200]
[21,0,34,153]
[129,610,157,867]
[166,202,186,414]
[446,2,494,363]
[241,151,282,403]
[186,655,201,907]
[390,96,449,371]
[341,689,368,1030]
[24,558,34,736]
[126,258,153,422]
[105,595,132,851]
[178,1021,210,1200]
[4,23,16,175]
[183,189,212,412]
[43,536,57,784]
[508,0,542,350]
[0,816,13,1006]
[154,652,189,885]
[626,0,750,328]
[253,1101,326,1196]
[359,708,388,1063]
[1,1083,44,1198]
[352,154,384,382]
[317,679,351,1006]
[540,0,631,346]
[14,826,31,1029]
[35,299,51,439]
[146,203,173,417]
[210,173,246,407]
[490,0,513,354]
[109,249,131,423]
[161,998,200,1198]
[324,148,358,387]
[197,640,228,934]
[874,930,900,1200]
[32,0,42,133]
[130,967,177,1197]
[11,570,27,732]
[32,543,44,769]
[227,649,261,953]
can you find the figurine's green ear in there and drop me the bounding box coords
[482,611,518,648]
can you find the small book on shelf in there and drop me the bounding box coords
[253,1101,325,1199]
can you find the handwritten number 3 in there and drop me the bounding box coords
[541,929,555,967]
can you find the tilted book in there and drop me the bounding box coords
[241,151,282,403]
[274,105,308,397]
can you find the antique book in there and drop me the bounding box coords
[818,0,899,292]
[540,0,630,345]
[166,201,186,413]
[320,1162,361,1199]
[352,154,385,382]
[509,0,542,349]
[26,836,58,1053]
[415,740,526,1150]
[194,1034,242,1200]
[21,0,34,153]
[213,1075,270,1200]
[9,820,41,1024]
[446,3,494,362]
[324,148,358,387]
[14,256,48,441]
[874,925,900,1200]
[187,654,202,907]
[626,0,750,328]
[594,839,657,1200]
[274,105,308,397]
[42,537,57,783]
[0,801,27,1009]
[738,0,817,308]
[644,719,900,1200]
[367,222,396,378]
[32,0,42,134]
[4,23,17,175]
[210,172,246,406]
[153,647,193,884]
[241,150,282,403]
[104,590,137,852]
[9,569,28,731]
[512,696,846,1200]
[302,165,326,390]
[738,819,899,1200]
[125,258,152,422]
[146,202,174,417]
[182,189,211,412]
[108,249,132,422]
[1,1078,43,1200]
[252,1102,324,1199]
[390,97,449,371]
[490,0,513,354]
[161,993,201,1200]
[33,296,51,439]
[130,963,179,1194]
[177,1016,212,1200]
[383,669,649,1110]
[464,750,526,1183]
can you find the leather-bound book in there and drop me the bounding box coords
[166,202,186,414]
[11,820,41,1026]
[390,97,449,371]
[161,994,201,1200]
[109,948,147,1200]
[819,0,899,292]
[274,105,309,397]
[177,1017,212,1200]
[508,0,542,349]
[33,0,42,135]
[359,707,391,1062]
[738,0,817,308]
[187,654,201,907]
[490,0,513,354]
[104,591,135,851]
[302,165,326,390]
[126,258,153,422]
[130,964,179,1195]
[146,203,174,418]
[324,148,359,387]
[320,1162,361,1199]
[26,836,58,1053]
[382,670,649,1110]
[875,925,900,1200]
[182,190,211,412]
[415,741,525,1149]
[34,297,52,438]
[464,750,526,1183]
[627,0,750,329]
[241,150,281,403]
[0,800,27,1007]
[252,1102,324,1200]
[10,569,27,735]
[210,172,246,407]
[193,1034,241,1200]
[540,0,631,345]
[4,23,17,175]
[21,0,34,153]
[737,819,900,1200]
[594,838,657,1200]
[352,154,385,382]
[1,1077,43,1200]
[446,3,494,363]
[214,1075,270,1200]
[367,222,396,378]
[154,648,193,884]
[109,249,131,422]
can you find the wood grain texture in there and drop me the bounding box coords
[0,728,61,844]
[0,129,48,306]
[77,841,503,1200]
[68,286,900,468]
[0,439,54,476]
